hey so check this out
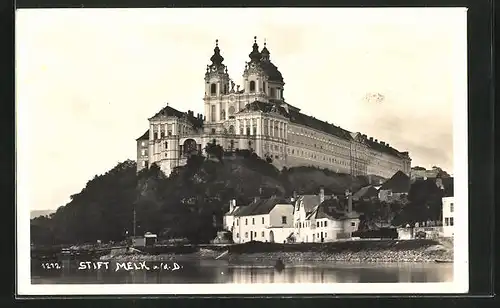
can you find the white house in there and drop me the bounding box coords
[293,190,324,242]
[303,196,360,242]
[442,196,454,237]
[293,188,360,243]
[224,197,295,243]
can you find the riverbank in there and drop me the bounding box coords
[99,239,453,264]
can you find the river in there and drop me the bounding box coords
[31,260,453,284]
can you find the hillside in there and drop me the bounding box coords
[30,210,55,220]
[30,152,446,245]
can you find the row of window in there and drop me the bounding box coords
[288,147,350,166]
[444,217,454,226]
[236,231,265,239]
[235,216,287,226]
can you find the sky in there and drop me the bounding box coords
[16,8,467,211]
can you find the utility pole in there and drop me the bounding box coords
[133,208,136,237]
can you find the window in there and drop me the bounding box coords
[210,83,217,95]
[261,231,265,237]
[165,142,168,149]
[324,221,328,227]
[211,105,216,121]
[351,222,356,227]
[245,219,248,225]
[249,80,256,92]
[254,232,257,237]
[236,233,239,238]
[236,219,239,226]
[281,216,287,224]
[450,203,454,213]
[262,217,265,224]
[252,218,255,225]
[445,217,449,226]
[317,222,319,227]
[270,88,276,98]
[141,141,146,147]
[165,153,168,158]
[141,149,146,156]
[263,82,266,93]
[245,232,248,238]
[211,128,216,134]
[142,161,147,167]
[449,217,454,226]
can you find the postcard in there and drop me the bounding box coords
[16,7,469,295]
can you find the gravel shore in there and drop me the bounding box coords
[100,242,453,264]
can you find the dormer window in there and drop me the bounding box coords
[210,83,217,96]
[249,81,256,92]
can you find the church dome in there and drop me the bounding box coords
[259,61,283,83]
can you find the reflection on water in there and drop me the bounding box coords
[32,260,453,284]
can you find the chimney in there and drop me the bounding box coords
[386,143,390,147]
[375,139,378,143]
[319,187,325,203]
[229,199,236,213]
[381,141,385,146]
[369,137,373,141]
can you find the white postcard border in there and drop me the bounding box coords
[16,7,469,295]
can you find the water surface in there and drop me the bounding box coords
[32,260,453,284]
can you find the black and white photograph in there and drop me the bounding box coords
[17,7,469,295]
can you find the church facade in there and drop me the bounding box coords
[136,38,412,179]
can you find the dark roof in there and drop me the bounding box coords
[379,171,411,193]
[149,105,203,128]
[287,109,353,140]
[353,185,379,199]
[313,199,360,220]
[442,177,454,197]
[136,130,149,141]
[233,197,291,217]
[296,195,322,214]
[259,60,283,83]
[238,101,289,117]
[362,137,408,159]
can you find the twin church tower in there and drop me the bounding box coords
[136,37,412,179]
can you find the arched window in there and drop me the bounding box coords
[228,125,235,134]
[210,83,217,95]
[249,80,256,92]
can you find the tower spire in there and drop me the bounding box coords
[210,38,224,67]
[249,36,261,63]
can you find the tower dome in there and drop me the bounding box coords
[248,36,261,63]
[210,39,224,68]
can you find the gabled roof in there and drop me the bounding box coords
[233,196,291,217]
[379,171,411,193]
[353,185,379,199]
[310,198,360,221]
[136,130,149,141]
[295,195,322,214]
